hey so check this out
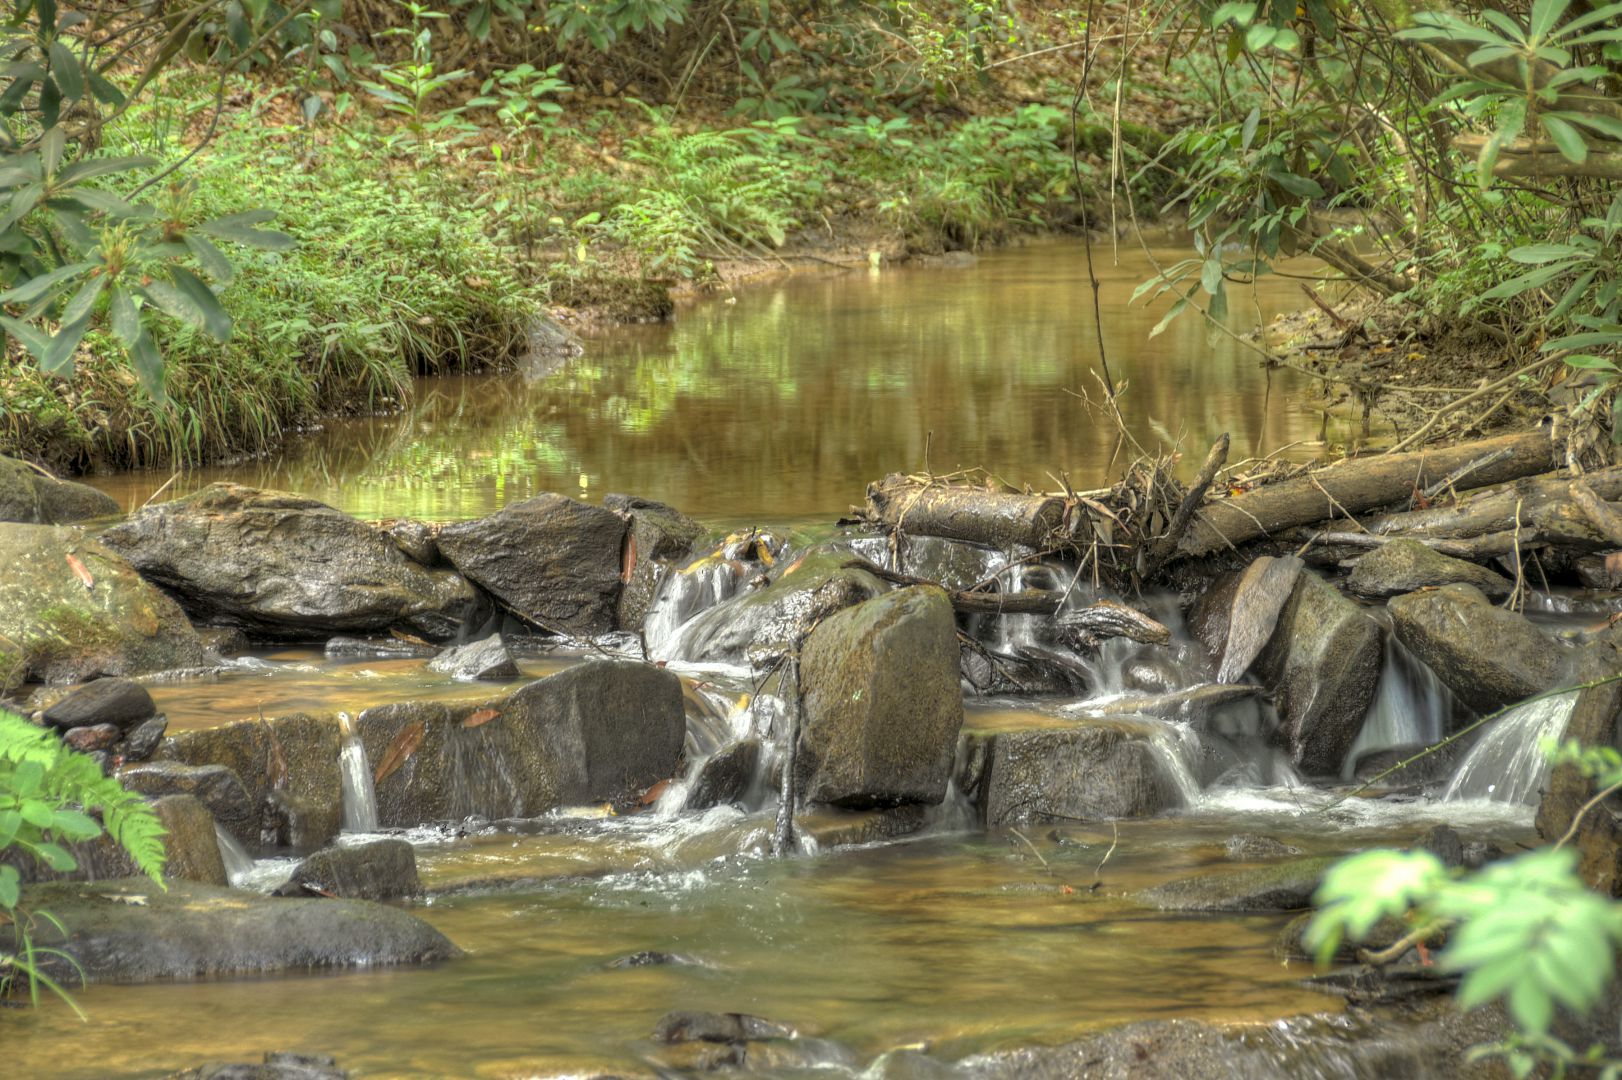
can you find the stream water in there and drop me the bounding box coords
[6,242,1552,1078]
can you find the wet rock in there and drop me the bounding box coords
[121,715,169,762]
[606,493,707,633]
[0,455,119,524]
[1535,648,1622,894]
[1462,841,1504,869]
[427,634,520,681]
[63,723,120,753]
[197,626,250,658]
[1575,552,1622,591]
[1072,684,1260,728]
[961,644,1089,697]
[386,519,440,565]
[43,677,156,731]
[1349,743,1458,785]
[7,878,459,982]
[1137,856,1336,913]
[323,635,438,660]
[0,524,207,690]
[274,839,421,900]
[684,737,761,811]
[153,794,230,886]
[165,714,342,849]
[669,548,886,665]
[1275,912,1444,964]
[1348,538,1512,601]
[892,533,1006,593]
[100,484,481,641]
[1189,555,1304,682]
[1419,824,1465,868]
[169,1051,349,1080]
[795,805,930,848]
[610,950,699,968]
[1389,584,1567,714]
[1253,570,1382,775]
[357,661,685,825]
[1224,834,1303,861]
[963,721,1182,826]
[654,1011,797,1044]
[436,493,627,636]
[119,762,257,846]
[797,585,963,809]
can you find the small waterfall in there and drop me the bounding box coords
[1136,720,1205,805]
[1443,693,1577,805]
[1342,636,1453,779]
[338,713,380,833]
[214,823,255,886]
[644,556,750,660]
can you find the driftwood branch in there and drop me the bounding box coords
[1141,433,1229,581]
[867,475,1067,549]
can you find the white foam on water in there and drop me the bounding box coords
[1443,693,1577,806]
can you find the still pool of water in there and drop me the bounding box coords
[86,239,1348,528]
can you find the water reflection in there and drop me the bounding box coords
[88,239,1345,526]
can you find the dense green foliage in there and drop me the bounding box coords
[0,708,166,1010]
[1138,0,1622,442]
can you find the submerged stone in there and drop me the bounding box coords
[436,493,627,636]
[0,523,206,690]
[1136,856,1337,913]
[654,1011,797,1044]
[99,484,481,642]
[169,1051,350,1080]
[1347,538,1512,600]
[274,839,421,901]
[796,585,963,809]
[1389,583,1567,714]
[7,878,459,982]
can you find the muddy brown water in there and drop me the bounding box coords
[8,241,1481,1078]
[86,239,1354,529]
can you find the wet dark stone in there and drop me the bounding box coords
[1348,538,1512,601]
[265,790,333,852]
[169,1051,349,1080]
[99,484,481,642]
[797,586,963,809]
[120,761,256,846]
[427,634,520,681]
[436,493,628,636]
[387,519,440,566]
[1389,583,1567,714]
[7,878,459,982]
[197,627,250,658]
[153,794,230,886]
[653,1011,797,1045]
[1462,841,1504,869]
[683,738,761,811]
[274,839,421,901]
[1420,824,1465,868]
[0,454,119,524]
[607,493,707,633]
[166,713,342,850]
[1224,834,1303,861]
[960,721,1182,827]
[610,950,699,968]
[43,677,157,731]
[121,715,169,762]
[63,722,121,753]
[1137,856,1337,913]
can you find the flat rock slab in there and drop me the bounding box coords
[1136,856,1336,913]
[1348,538,1512,600]
[10,878,459,982]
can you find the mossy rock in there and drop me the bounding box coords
[1137,856,1339,913]
[0,523,206,686]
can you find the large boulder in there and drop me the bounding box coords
[1389,584,1567,714]
[0,524,206,690]
[0,455,119,524]
[961,720,1183,826]
[357,661,685,825]
[1252,571,1383,775]
[7,878,459,982]
[274,839,421,900]
[164,713,342,849]
[119,761,257,846]
[1189,555,1304,683]
[152,794,230,886]
[99,484,481,641]
[661,549,886,666]
[796,585,963,809]
[1347,538,1512,600]
[606,494,707,633]
[436,494,627,636]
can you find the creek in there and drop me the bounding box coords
[6,241,1553,1078]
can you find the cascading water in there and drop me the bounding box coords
[644,555,751,661]
[1342,634,1453,779]
[214,823,256,885]
[338,712,380,833]
[1443,692,1577,805]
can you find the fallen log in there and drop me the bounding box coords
[1179,430,1559,557]
[866,474,1067,549]
[1360,465,1622,547]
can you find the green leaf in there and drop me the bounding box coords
[39,125,65,176]
[1149,295,1188,338]
[1529,0,1572,42]
[1481,262,1578,300]
[1267,170,1324,198]
[109,286,141,346]
[0,863,17,908]
[57,271,105,325]
[1240,107,1260,151]
[183,234,234,283]
[0,316,56,366]
[31,840,78,872]
[1563,354,1620,371]
[1542,114,1588,164]
[56,154,156,185]
[197,211,295,251]
[49,808,101,841]
[167,266,231,341]
[47,40,82,101]
[40,314,88,376]
[127,327,168,404]
[0,260,94,305]
[1508,243,1584,264]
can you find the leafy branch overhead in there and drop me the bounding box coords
[0,0,297,401]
